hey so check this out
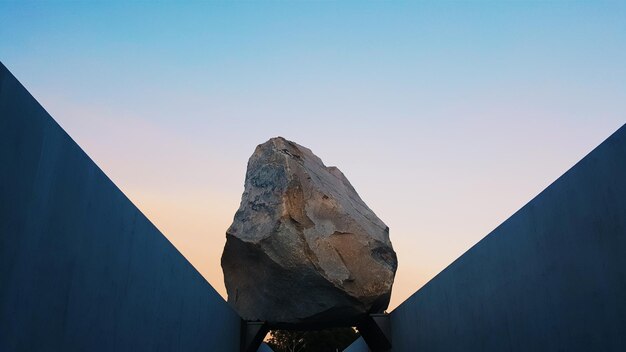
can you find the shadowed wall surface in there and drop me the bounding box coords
[344,337,369,352]
[347,124,626,351]
[257,343,274,352]
[0,62,240,351]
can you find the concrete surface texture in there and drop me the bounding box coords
[0,62,241,351]
[345,124,626,351]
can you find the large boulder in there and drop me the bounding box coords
[221,137,397,327]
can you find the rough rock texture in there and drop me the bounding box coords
[221,137,397,327]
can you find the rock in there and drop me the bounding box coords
[221,137,397,327]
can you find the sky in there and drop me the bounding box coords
[1,1,624,310]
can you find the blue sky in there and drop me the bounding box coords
[1,1,625,308]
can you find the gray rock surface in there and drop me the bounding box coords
[221,137,397,327]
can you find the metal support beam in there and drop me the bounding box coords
[241,321,269,352]
[357,313,392,352]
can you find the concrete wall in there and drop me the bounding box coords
[347,124,626,351]
[0,62,241,351]
[343,337,369,352]
[257,343,274,352]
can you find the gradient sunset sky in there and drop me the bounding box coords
[1,1,624,309]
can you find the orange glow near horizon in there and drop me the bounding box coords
[85,118,622,311]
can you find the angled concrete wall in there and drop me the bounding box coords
[344,337,369,352]
[257,343,274,352]
[0,62,241,351]
[347,124,626,351]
